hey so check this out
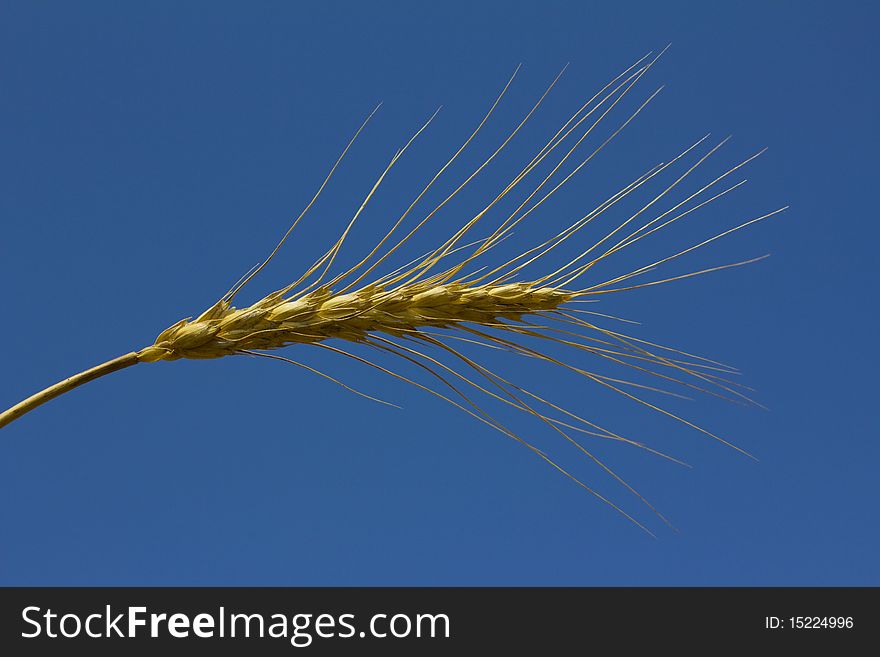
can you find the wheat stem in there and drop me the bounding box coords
[0,353,140,430]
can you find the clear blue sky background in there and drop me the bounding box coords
[0,2,876,585]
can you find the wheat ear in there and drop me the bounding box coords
[0,52,786,531]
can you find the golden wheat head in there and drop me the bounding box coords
[0,50,786,533]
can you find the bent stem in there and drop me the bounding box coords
[0,352,140,430]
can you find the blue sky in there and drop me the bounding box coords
[0,1,876,585]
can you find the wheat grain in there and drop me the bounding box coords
[136,283,572,362]
[0,51,786,532]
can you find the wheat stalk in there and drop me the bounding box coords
[0,51,786,532]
